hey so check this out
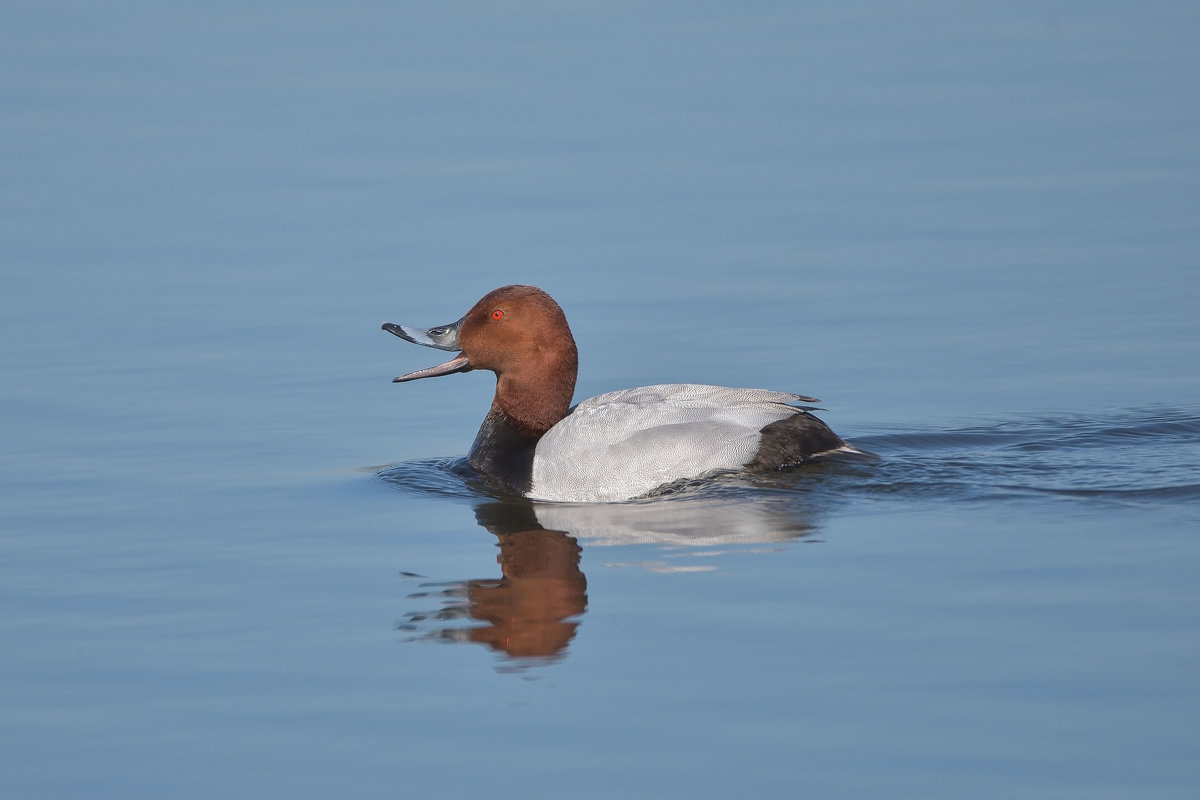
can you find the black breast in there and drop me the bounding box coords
[467,407,538,494]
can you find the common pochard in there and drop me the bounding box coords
[383,285,868,502]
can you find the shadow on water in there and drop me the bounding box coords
[376,407,1200,668]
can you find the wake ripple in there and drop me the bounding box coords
[841,407,1200,505]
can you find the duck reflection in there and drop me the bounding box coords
[397,481,822,667]
[399,503,587,663]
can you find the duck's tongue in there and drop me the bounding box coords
[381,320,473,382]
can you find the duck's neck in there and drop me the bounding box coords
[467,357,577,494]
[493,366,576,436]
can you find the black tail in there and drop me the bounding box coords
[747,411,875,470]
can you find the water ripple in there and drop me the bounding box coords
[373,407,1200,509]
[373,457,492,502]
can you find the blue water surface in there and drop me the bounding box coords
[2,3,1199,798]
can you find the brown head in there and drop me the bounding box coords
[382,285,579,436]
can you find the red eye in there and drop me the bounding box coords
[491,309,505,320]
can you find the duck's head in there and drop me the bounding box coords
[383,285,579,433]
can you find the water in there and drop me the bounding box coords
[3,2,1199,798]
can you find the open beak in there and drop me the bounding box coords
[382,319,473,383]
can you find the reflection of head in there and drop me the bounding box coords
[400,504,588,664]
[464,529,587,659]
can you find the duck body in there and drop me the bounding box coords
[383,285,867,503]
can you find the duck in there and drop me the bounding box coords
[382,285,869,503]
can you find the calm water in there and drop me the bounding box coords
[3,3,1199,798]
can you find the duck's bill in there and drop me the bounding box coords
[381,320,462,351]
[382,320,473,382]
[390,352,472,383]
